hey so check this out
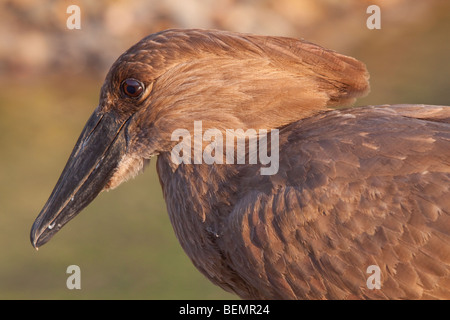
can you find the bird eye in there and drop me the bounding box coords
[121,79,144,98]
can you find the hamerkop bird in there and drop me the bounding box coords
[31,29,450,299]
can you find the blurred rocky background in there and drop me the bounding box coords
[0,0,449,299]
[2,0,450,103]
[1,0,448,88]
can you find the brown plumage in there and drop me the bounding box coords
[31,29,450,299]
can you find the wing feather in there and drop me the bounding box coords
[220,105,450,299]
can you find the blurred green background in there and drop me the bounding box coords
[0,0,449,299]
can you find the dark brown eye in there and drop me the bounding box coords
[121,78,144,98]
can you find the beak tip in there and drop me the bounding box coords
[30,215,61,249]
[30,222,42,250]
[30,233,38,250]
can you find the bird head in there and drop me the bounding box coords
[30,29,369,248]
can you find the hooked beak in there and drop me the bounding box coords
[30,108,129,249]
